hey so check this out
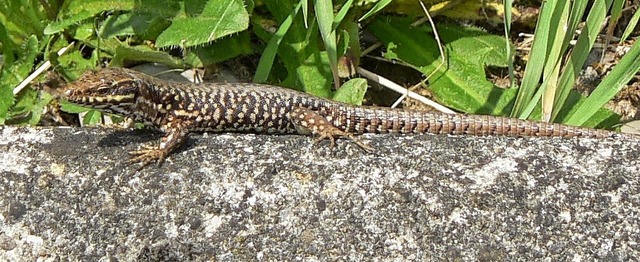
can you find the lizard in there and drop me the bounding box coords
[59,67,630,168]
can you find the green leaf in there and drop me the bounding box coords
[72,20,97,41]
[551,0,607,121]
[29,92,53,125]
[314,0,339,88]
[44,9,96,35]
[155,0,249,48]
[99,13,170,40]
[0,0,46,40]
[510,0,557,117]
[291,49,333,97]
[565,41,640,126]
[111,45,184,68]
[0,21,17,66]
[369,17,514,115]
[72,21,122,53]
[61,99,123,126]
[46,38,99,80]
[44,0,179,34]
[301,0,309,28]
[253,3,302,83]
[539,0,571,121]
[620,7,640,41]
[184,32,253,67]
[549,91,620,129]
[255,0,334,98]
[44,0,134,34]
[502,0,515,90]
[60,101,92,113]
[358,0,392,22]
[334,0,354,30]
[82,110,103,126]
[6,89,53,125]
[0,35,38,124]
[333,78,367,105]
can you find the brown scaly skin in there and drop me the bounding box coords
[60,67,629,168]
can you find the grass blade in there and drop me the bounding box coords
[551,0,609,121]
[253,1,302,82]
[511,0,556,118]
[565,41,640,125]
[358,0,391,21]
[314,0,340,88]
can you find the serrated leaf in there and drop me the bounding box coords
[0,35,38,124]
[0,20,17,66]
[7,89,53,125]
[45,0,179,34]
[7,88,36,123]
[44,9,96,35]
[44,0,135,34]
[155,0,249,48]
[57,50,100,78]
[0,0,46,39]
[333,78,367,105]
[28,92,53,125]
[73,23,123,53]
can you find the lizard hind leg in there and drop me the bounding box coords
[288,107,373,152]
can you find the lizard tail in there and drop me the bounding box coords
[328,106,619,138]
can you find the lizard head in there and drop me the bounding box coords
[61,68,140,116]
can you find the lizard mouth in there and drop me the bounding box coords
[63,89,135,105]
[63,89,136,115]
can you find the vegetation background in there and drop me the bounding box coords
[1,0,639,130]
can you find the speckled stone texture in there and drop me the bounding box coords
[1,125,639,261]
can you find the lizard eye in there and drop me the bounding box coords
[94,83,116,94]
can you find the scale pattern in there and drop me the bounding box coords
[62,68,623,167]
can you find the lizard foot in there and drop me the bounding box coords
[290,107,374,152]
[312,128,374,152]
[128,144,169,170]
[127,123,190,170]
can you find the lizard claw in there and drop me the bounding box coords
[128,144,168,170]
[343,134,374,152]
[311,131,373,152]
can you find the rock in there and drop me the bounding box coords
[1,126,639,260]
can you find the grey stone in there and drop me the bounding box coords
[1,125,639,261]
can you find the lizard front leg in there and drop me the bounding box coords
[289,107,373,151]
[129,121,191,168]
